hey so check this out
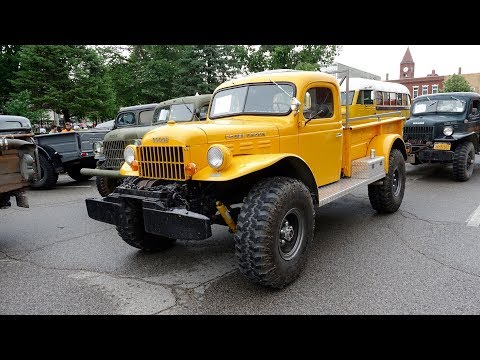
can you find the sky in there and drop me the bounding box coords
[334,45,480,81]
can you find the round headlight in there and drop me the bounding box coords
[443,126,454,136]
[93,141,103,154]
[124,146,135,165]
[207,146,224,169]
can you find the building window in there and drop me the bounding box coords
[422,85,428,95]
[432,84,438,94]
[413,86,419,99]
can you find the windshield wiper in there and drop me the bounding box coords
[180,99,199,121]
[450,95,465,103]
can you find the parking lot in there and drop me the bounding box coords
[2,161,480,315]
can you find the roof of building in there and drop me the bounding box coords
[401,47,414,64]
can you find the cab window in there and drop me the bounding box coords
[117,112,136,126]
[138,110,154,125]
[303,87,334,120]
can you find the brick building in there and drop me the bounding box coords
[387,47,444,98]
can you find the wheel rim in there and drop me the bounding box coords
[392,168,401,197]
[467,150,475,173]
[278,208,304,260]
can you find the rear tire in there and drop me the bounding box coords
[96,176,122,197]
[31,154,58,189]
[452,142,475,181]
[234,177,315,289]
[368,149,406,213]
[116,200,176,252]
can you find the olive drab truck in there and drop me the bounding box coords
[0,115,40,210]
[81,95,212,197]
[85,69,407,289]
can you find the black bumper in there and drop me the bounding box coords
[85,193,212,240]
[417,149,454,163]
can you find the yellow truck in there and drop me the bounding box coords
[85,69,407,289]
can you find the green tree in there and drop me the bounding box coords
[4,90,49,124]
[442,74,473,92]
[10,45,116,122]
[239,45,340,73]
[0,45,22,112]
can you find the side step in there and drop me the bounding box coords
[317,156,385,207]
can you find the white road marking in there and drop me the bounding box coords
[466,204,480,227]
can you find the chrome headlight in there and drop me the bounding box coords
[443,126,454,136]
[207,146,224,170]
[124,146,135,165]
[93,141,104,154]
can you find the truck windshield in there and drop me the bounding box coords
[209,83,295,118]
[153,104,195,123]
[412,98,466,115]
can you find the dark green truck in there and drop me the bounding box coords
[404,92,480,181]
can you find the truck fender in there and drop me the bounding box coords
[450,132,479,151]
[36,144,63,170]
[367,134,407,173]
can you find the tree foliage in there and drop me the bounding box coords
[0,45,21,112]
[10,45,117,121]
[3,90,49,123]
[442,74,473,93]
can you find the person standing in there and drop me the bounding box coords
[49,123,59,133]
[61,122,74,132]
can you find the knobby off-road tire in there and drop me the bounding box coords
[67,166,93,182]
[234,177,315,289]
[30,154,58,189]
[96,176,122,197]
[452,142,475,182]
[368,149,406,214]
[116,200,176,252]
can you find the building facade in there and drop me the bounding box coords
[388,47,444,98]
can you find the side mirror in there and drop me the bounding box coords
[290,97,301,114]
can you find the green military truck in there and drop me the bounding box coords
[404,92,480,181]
[0,115,40,209]
[81,95,212,196]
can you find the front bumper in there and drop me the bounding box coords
[85,189,212,240]
[410,148,454,163]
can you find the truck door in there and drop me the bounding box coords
[299,83,343,187]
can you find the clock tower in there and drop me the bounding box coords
[400,47,414,78]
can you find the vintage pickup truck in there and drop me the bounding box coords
[85,70,407,289]
[32,129,109,189]
[0,115,40,209]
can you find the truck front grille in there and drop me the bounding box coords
[403,126,434,145]
[103,140,127,168]
[139,146,186,180]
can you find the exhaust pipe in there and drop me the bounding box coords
[0,138,36,150]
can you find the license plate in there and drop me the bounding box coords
[434,142,451,150]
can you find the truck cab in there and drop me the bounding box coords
[85,70,407,289]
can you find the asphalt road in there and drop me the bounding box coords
[2,161,480,315]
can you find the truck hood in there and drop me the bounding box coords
[405,114,465,127]
[142,119,279,146]
[104,124,165,142]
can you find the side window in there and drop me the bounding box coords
[117,112,136,126]
[303,87,334,120]
[198,104,209,120]
[375,91,383,105]
[139,110,154,125]
[470,99,480,118]
[357,90,374,105]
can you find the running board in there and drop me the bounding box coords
[317,156,385,207]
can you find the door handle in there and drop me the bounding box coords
[336,133,343,137]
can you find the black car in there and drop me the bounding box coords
[404,92,480,181]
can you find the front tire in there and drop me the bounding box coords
[368,148,406,213]
[30,154,58,189]
[116,200,176,252]
[96,176,122,197]
[234,177,315,289]
[452,142,475,181]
